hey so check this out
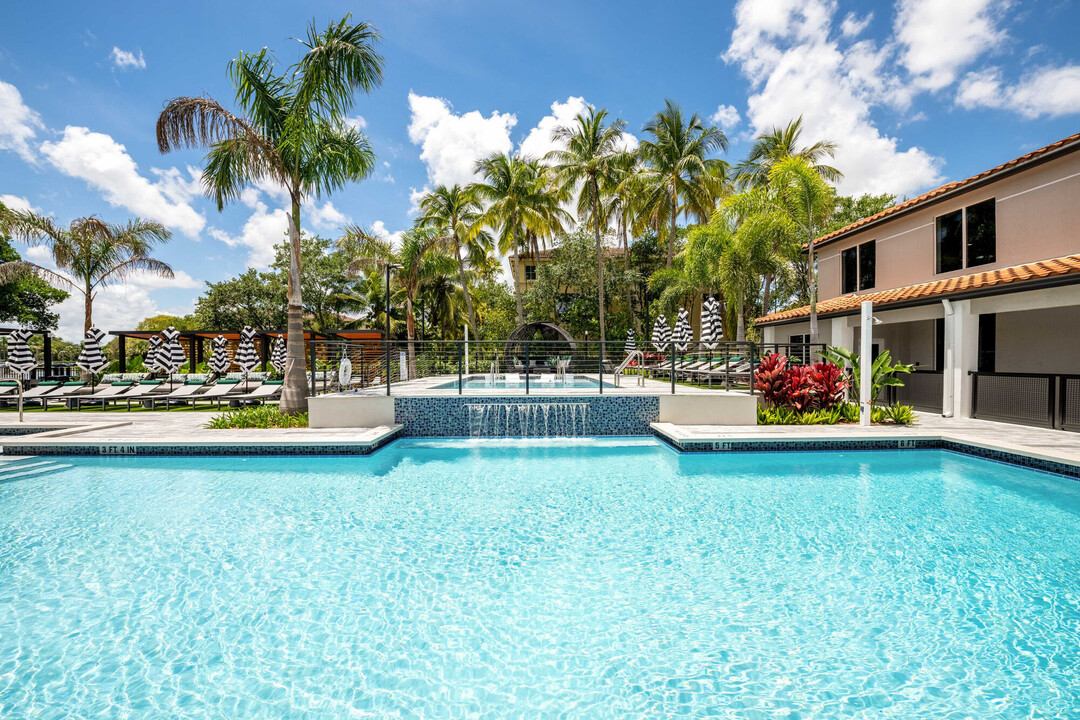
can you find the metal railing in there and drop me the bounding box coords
[891,370,944,413]
[970,371,1080,431]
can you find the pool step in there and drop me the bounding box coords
[0,459,72,481]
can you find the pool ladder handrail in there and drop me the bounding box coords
[613,351,645,387]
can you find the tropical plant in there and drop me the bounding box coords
[807,361,848,409]
[156,15,383,414]
[827,193,897,234]
[821,346,914,413]
[753,352,788,405]
[416,184,492,334]
[882,403,916,425]
[546,106,629,344]
[0,210,173,342]
[204,404,308,429]
[635,99,729,267]
[736,116,842,187]
[0,222,69,331]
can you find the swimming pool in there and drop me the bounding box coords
[2,439,1079,717]
[430,374,614,390]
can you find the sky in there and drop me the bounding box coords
[2,0,1079,341]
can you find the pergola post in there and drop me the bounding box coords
[118,334,126,373]
[260,335,270,371]
[188,335,198,372]
[43,332,53,379]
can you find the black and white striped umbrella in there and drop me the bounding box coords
[651,314,671,352]
[673,308,693,352]
[208,335,231,374]
[700,296,723,350]
[270,334,287,373]
[158,326,186,374]
[76,327,109,375]
[235,326,260,375]
[5,329,36,375]
[145,335,163,372]
[624,329,636,355]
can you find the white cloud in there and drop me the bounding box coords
[110,47,146,70]
[894,0,1007,91]
[39,126,206,237]
[840,12,873,38]
[344,115,367,131]
[371,220,405,248]
[407,92,517,188]
[0,194,35,213]
[208,201,289,268]
[724,0,943,197]
[308,200,348,231]
[0,79,44,162]
[957,65,1080,118]
[709,104,742,129]
[517,96,638,165]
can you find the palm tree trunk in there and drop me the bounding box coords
[736,296,746,342]
[80,285,92,381]
[762,274,773,317]
[808,243,818,344]
[511,242,524,326]
[280,199,309,414]
[621,213,639,333]
[666,178,678,267]
[593,179,606,345]
[405,293,417,379]
[453,237,478,334]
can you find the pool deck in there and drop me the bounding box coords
[0,410,1077,471]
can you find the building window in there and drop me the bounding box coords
[841,241,875,293]
[936,199,996,273]
[966,199,996,267]
[936,209,963,274]
[788,334,810,363]
[524,264,536,281]
[858,240,875,290]
[841,247,857,294]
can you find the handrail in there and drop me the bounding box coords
[613,350,645,387]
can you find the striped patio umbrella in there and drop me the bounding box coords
[624,329,636,356]
[235,326,259,390]
[76,327,109,377]
[651,314,671,353]
[700,296,723,350]
[6,329,36,421]
[270,334,287,373]
[207,335,231,375]
[159,326,186,374]
[145,335,163,373]
[673,308,693,352]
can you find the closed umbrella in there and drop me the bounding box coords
[700,296,723,351]
[145,335,163,374]
[651,315,671,353]
[76,327,109,389]
[624,329,636,356]
[270,334,287,373]
[6,329,36,421]
[673,308,693,352]
[235,326,260,391]
[207,335,231,375]
[159,326,186,390]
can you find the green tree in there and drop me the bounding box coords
[0,210,173,355]
[0,232,68,331]
[826,193,897,233]
[194,269,288,331]
[157,15,383,414]
[416,184,492,333]
[635,99,729,267]
[736,116,842,187]
[271,235,350,332]
[546,107,629,344]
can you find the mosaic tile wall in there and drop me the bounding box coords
[394,395,660,437]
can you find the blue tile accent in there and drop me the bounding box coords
[394,395,660,437]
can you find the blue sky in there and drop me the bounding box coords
[2,0,1079,340]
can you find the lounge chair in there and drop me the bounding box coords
[503,373,521,385]
[151,380,214,409]
[74,381,142,410]
[18,380,64,405]
[190,378,246,408]
[39,382,93,410]
[225,380,282,407]
[0,381,20,398]
[117,380,173,410]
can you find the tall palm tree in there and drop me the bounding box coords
[545,107,629,344]
[340,226,455,378]
[636,100,729,268]
[472,154,567,326]
[736,116,842,187]
[0,210,173,341]
[416,184,491,335]
[156,15,383,414]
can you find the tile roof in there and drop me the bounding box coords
[812,130,1080,248]
[757,253,1080,325]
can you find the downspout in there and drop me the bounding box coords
[941,299,954,417]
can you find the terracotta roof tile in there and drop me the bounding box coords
[813,131,1080,248]
[757,253,1080,325]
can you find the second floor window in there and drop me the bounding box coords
[841,240,875,293]
[936,199,995,273]
[524,264,536,281]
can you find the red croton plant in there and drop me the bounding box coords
[754,353,849,411]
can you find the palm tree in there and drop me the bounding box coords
[0,210,173,343]
[156,15,383,414]
[545,107,629,344]
[769,157,834,343]
[736,116,842,187]
[416,184,491,335]
[472,154,567,326]
[636,100,729,268]
[340,226,455,378]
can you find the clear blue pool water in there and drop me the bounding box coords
[430,374,614,389]
[2,439,1080,718]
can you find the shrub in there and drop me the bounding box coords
[781,365,814,412]
[204,405,309,429]
[807,362,848,409]
[753,353,788,407]
[883,403,916,425]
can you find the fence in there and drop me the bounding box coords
[970,371,1080,431]
[891,370,944,413]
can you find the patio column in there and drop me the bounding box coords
[118,335,126,372]
[943,299,979,418]
[831,317,854,353]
